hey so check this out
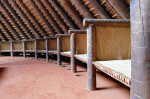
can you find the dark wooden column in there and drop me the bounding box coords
[87,24,96,91]
[57,37,61,65]
[23,41,26,58]
[35,40,38,59]
[10,41,13,57]
[71,33,76,73]
[130,0,150,99]
[46,39,49,62]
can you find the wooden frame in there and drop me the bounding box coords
[56,34,70,65]
[45,37,57,62]
[22,40,35,58]
[0,41,10,56]
[69,30,87,73]
[84,19,131,90]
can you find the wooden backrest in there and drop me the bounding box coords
[12,42,22,50]
[75,33,87,54]
[48,38,57,51]
[60,36,70,52]
[25,41,35,50]
[0,42,10,50]
[37,40,46,50]
[84,19,131,61]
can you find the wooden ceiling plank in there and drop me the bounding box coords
[0,29,9,41]
[87,0,110,19]
[1,0,35,39]
[34,0,63,34]
[27,0,56,36]
[41,0,68,33]
[1,3,29,40]
[107,0,130,19]
[16,0,49,37]
[0,13,21,40]
[57,0,84,29]
[49,0,77,29]
[0,21,15,40]
[70,0,94,18]
[8,0,43,38]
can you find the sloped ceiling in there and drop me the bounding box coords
[0,0,130,41]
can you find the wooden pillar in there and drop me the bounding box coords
[46,39,49,62]
[23,41,26,58]
[71,33,76,73]
[57,37,61,65]
[10,41,13,57]
[130,1,150,99]
[87,24,96,91]
[35,40,38,59]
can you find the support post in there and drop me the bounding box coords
[130,1,150,99]
[71,33,76,73]
[23,41,26,58]
[57,37,61,65]
[46,39,49,62]
[87,24,96,91]
[35,40,38,59]
[10,41,13,57]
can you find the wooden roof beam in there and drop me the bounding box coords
[0,3,29,40]
[49,0,77,29]
[0,21,15,40]
[27,0,56,36]
[8,0,43,38]
[0,29,9,41]
[1,0,35,39]
[70,0,94,18]
[34,0,63,34]
[107,0,130,19]
[15,0,49,38]
[87,0,110,19]
[41,0,68,33]
[57,0,84,29]
[0,13,21,40]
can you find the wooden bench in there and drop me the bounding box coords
[69,30,87,73]
[56,34,70,65]
[0,41,10,56]
[83,19,131,90]
[22,40,35,58]
[45,37,57,62]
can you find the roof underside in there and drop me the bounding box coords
[0,0,130,41]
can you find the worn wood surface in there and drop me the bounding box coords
[87,24,96,91]
[71,33,76,73]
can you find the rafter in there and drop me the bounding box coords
[27,0,56,36]
[0,29,8,41]
[49,0,77,29]
[15,0,49,37]
[57,0,84,29]
[87,0,110,19]
[0,12,21,40]
[1,0,35,39]
[41,0,68,33]
[34,0,63,34]
[70,0,94,18]
[0,20,15,40]
[8,0,43,38]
